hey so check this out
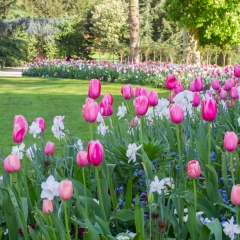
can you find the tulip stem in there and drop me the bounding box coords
[9,173,12,190]
[82,167,88,213]
[95,166,107,222]
[207,122,211,166]
[193,179,197,213]
[64,200,71,239]
[140,116,143,145]
[230,153,235,186]
[176,124,184,184]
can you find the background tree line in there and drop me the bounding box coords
[0,0,240,67]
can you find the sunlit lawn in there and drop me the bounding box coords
[0,76,169,157]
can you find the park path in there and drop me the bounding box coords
[0,67,26,77]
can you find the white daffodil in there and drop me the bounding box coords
[117,103,127,120]
[116,236,130,240]
[51,124,65,140]
[26,144,37,161]
[53,116,65,130]
[150,176,174,195]
[29,121,41,138]
[96,112,104,124]
[74,139,84,151]
[222,216,240,240]
[11,142,25,159]
[126,143,142,163]
[97,122,109,136]
[40,175,60,200]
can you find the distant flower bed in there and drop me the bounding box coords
[23,58,233,89]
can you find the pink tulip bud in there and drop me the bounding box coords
[102,93,113,105]
[130,118,138,128]
[133,96,149,116]
[76,151,88,167]
[88,79,101,99]
[35,117,46,132]
[219,88,227,99]
[167,93,175,104]
[12,115,28,143]
[58,179,73,200]
[173,81,184,94]
[99,99,113,117]
[42,199,54,214]
[165,74,178,90]
[121,84,134,100]
[189,76,204,92]
[234,64,240,78]
[4,154,21,173]
[82,98,99,122]
[187,160,201,178]
[147,90,158,106]
[231,185,240,205]
[87,140,104,166]
[201,98,217,122]
[211,79,221,90]
[191,92,201,107]
[224,78,234,91]
[169,103,184,124]
[44,141,55,156]
[223,131,238,152]
[230,87,239,99]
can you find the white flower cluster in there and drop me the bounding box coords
[222,217,240,240]
[126,143,142,163]
[11,142,37,161]
[117,102,127,120]
[150,176,174,195]
[51,116,65,140]
[96,112,109,136]
[29,121,41,138]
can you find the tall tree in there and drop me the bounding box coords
[129,0,140,63]
[164,0,240,64]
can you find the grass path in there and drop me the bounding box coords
[0,77,169,156]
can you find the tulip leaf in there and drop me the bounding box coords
[110,209,135,222]
[134,195,145,240]
[125,178,133,209]
[163,116,177,152]
[21,197,28,222]
[187,205,197,240]
[95,215,112,236]
[83,211,101,240]
[205,219,222,240]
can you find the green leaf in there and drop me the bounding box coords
[199,225,211,240]
[22,197,28,222]
[134,195,145,240]
[187,205,197,240]
[110,210,135,222]
[125,178,133,209]
[83,211,101,240]
[163,117,177,152]
[206,219,222,240]
[95,215,112,236]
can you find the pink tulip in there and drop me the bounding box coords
[234,64,240,78]
[44,141,55,156]
[223,131,238,152]
[121,84,134,99]
[191,92,201,107]
[88,79,101,99]
[42,199,54,214]
[173,81,184,94]
[165,74,178,90]
[187,160,201,178]
[133,96,149,116]
[169,103,184,124]
[224,78,234,91]
[76,151,89,167]
[211,79,221,90]
[135,86,148,97]
[103,93,113,105]
[87,140,104,166]
[231,185,240,205]
[201,98,217,121]
[189,76,204,92]
[82,98,99,122]
[4,154,21,173]
[12,115,28,143]
[58,179,73,200]
[230,87,239,99]
[35,117,46,132]
[130,118,138,128]
[219,88,227,99]
[226,99,235,108]
[147,90,158,106]
[99,99,113,117]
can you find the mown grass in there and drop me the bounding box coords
[0,77,169,157]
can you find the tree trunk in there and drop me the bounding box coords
[129,0,140,63]
[182,26,201,64]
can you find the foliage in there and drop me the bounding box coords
[0,0,16,19]
[164,0,240,47]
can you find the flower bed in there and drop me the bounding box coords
[1,64,240,239]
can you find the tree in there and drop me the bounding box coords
[91,0,128,54]
[164,0,240,64]
[0,0,16,19]
[129,0,140,63]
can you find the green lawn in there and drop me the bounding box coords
[0,77,169,156]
